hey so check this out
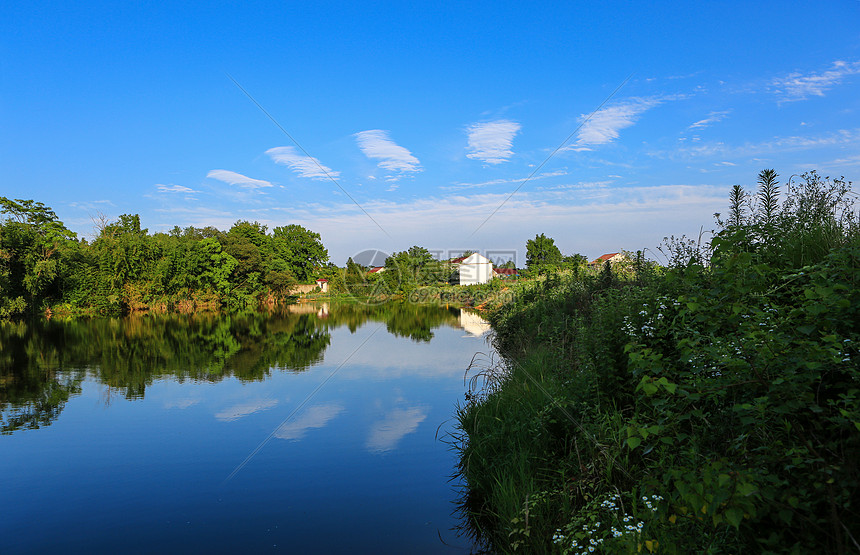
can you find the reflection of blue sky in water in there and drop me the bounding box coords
[322,320,492,380]
[366,406,428,453]
[275,403,344,441]
[163,398,200,410]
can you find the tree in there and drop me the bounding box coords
[189,238,238,297]
[380,246,445,293]
[90,214,158,311]
[0,197,80,314]
[344,257,365,285]
[271,224,328,282]
[561,254,587,269]
[525,233,562,273]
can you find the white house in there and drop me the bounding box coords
[453,253,494,285]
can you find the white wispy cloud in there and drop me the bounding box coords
[355,130,422,177]
[815,153,860,169]
[266,146,340,180]
[442,170,568,191]
[568,98,662,151]
[215,399,278,422]
[275,404,344,441]
[206,169,273,189]
[688,110,731,130]
[466,120,521,164]
[366,406,427,453]
[650,129,860,159]
[69,199,116,211]
[541,180,614,191]
[156,184,198,193]
[772,60,860,102]
[164,398,200,409]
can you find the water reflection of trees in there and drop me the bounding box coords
[0,302,464,434]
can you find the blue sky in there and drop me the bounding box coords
[3,1,860,265]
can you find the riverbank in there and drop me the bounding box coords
[455,240,860,553]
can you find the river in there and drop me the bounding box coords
[0,302,490,553]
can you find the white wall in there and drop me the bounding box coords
[458,253,493,285]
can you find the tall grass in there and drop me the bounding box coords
[454,170,860,553]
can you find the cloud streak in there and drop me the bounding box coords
[215,399,278,422]
[688,110,731,130]
[466,120,521,164]
[442,170,568,191]
[207,170,273,189]
[355,130,422,177]
[266,146,340,180]
[650,129,860,160]
[156,184,199,193]
[772,60,860,102]
[568,98,661,151]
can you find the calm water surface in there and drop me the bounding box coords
[0,303,491,554]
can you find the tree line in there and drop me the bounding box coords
[0,197,329,317]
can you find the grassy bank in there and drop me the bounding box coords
[455,172,860,553]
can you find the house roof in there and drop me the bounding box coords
[316,278,328,282]
[367,266,385,273]
[449,256,467,264]
[493,268,517,275]
[590,252,621,265]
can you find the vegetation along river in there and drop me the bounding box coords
[0,302,490,553]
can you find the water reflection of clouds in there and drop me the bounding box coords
[215,398,278,421]
[366,407,428,453]
[324,329,492,380]
[274,404,344,441]
[164,398,200,409]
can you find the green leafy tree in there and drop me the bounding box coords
[0,197,79,314]
[381,246,446,293]
[561,253,587,271]
[189,238,238,297]
[272,224,328,282]
[526,233,562,273]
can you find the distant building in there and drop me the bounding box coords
[450,253,494,285]
[315,278,329,293]
[589,252,627,268]
[493,267,518,279]
[367,266,386,274]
